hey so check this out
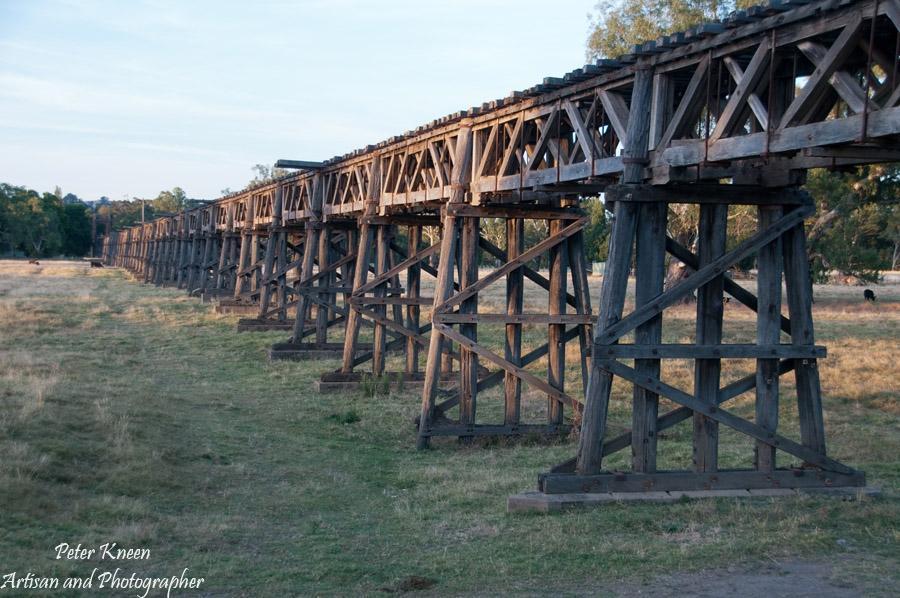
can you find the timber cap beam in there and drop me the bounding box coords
[274,159,325,170]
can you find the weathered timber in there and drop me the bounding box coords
[102,0,888,497]
[694,204,728,473]
[538,469,866,494]
[576,64,652,476]
[632,200,667,473]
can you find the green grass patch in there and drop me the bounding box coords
[0,261,897,595]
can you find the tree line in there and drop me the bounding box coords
[0,184,92,257]
[0,164,285,259]
[582,0,900,281]
[0,161,292,259]
[4,165,897,280]
[0,184,204,258]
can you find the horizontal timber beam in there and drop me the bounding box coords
[539,469,865,494]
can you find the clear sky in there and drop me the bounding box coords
[0,0,596,201]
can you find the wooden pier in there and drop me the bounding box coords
[102,0,900,497]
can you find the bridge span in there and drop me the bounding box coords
[104,0,897,498]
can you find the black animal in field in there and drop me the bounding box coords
[864,288,876,302]
[27,259,39,265]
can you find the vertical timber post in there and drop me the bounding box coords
[783,206,827,458]
[292,174,325,343]
[504,218,524,426]
[339,158,380,368]
[234,196,254,300]
[199,211,217,294]
[372,225,390,376]
[567,225,593,394]
[186,220,201,293]
[417,120,473,449]
[405,225,422,374]
[216,205,234,291]
[576,66,652,475]
[756,205,783,471]
[458,213,479,441]
[693,204,728,473]
[548,208,567,427]
[249,229,260,296]
[315,225,332,343]
[258,186,284,319]
[276,217,289,321]
[631,200,667,472]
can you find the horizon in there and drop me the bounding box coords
[0,0,594,202]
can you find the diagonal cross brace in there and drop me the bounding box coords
[797,41,879,115]
[665,236,792,335]
[713,39,773,141]
[388,240,457,289]
[597,205,812,344]
[478,237,580,308]
[780,14,864,127]
[526,105,562,172]
[563,99,600,161]
[434,326,581,416]
[434,217,587,312]
[657,54,710,149]
[596,358,854,474]
[355,243,440,296]
[551,359,798,473]
[598,90,630,142]
[434,322,581,412]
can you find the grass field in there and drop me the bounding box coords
[1,260,898,596]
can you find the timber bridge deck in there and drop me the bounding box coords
[103,0,896,501]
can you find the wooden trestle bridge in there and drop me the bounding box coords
[103,0,898,497]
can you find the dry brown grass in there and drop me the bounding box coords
[0,259,896,595]
[0,349,60,421]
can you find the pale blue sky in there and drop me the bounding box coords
[0,0,595,201]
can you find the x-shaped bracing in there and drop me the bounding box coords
[581,203,855,475]
[428,217,590,411]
